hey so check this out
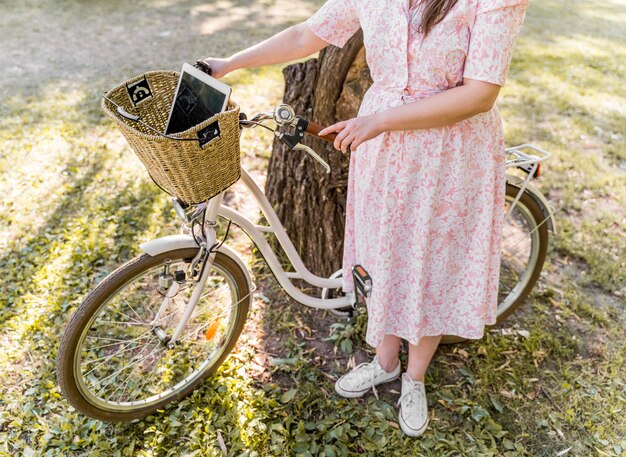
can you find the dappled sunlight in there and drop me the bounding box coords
[0,82,149,248]
[1,224,90,362]
[0,54,291,451]
[1,0,625,454]
[195,0,317,35]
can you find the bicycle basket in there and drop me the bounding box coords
[101,70,241,204]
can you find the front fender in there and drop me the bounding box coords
[139,235,253,292]
[140,234,199,255]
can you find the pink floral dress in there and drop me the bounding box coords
[306,0,529,347]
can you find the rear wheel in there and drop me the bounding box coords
[57,249,250,421]
[324,184,550,345]
[441,183,549,344]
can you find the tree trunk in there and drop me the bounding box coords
[265,32,373,278]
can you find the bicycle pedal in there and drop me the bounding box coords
[352,264,372,309]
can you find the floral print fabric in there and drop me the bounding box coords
[306,0,529,347]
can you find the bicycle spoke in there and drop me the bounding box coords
[116,372,135,402]
[175,290,251,345]
[82,338,145,367]
[93,320,150,327]
[82,334,155,377]
[177,310,231,345]
[89,329,153,351]
[111,347,169,402]
[122,295,148,323]
[107,369,135,402]
[149,282,230,328]
[86,335,135,343]
[95,342,163,397]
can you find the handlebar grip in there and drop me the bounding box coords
[306,120,337,143]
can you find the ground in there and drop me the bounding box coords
[0,0,625,456]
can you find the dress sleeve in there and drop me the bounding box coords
[305,0,361,49]
[463,0,529,86]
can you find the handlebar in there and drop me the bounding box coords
[239,105,345,174]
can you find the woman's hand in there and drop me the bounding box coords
[318,114,384,153]
[196,57,232,79]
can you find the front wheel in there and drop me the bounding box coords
[57,249,250,421]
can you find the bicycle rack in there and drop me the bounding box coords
[504,144,551,221]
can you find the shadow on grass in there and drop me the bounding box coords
[1,0,624,454]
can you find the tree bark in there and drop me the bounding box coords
[265,32,373,278]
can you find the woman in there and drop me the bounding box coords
[201,0,529,437]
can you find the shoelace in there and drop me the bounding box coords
[397,379,426,417]
[347,361,383,400]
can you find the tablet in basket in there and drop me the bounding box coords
[164,62,232,136]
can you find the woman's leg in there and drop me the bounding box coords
[406,335,443,381]
[376,334,402,372]
[398,335,441,437]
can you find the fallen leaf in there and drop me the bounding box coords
[217,430,227,454]
[494,358,511,371]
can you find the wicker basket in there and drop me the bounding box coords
[102,70,241,204]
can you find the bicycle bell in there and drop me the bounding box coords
[274,104,296,126]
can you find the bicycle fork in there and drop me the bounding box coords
[149,247,217,347]
[150,196,223,346]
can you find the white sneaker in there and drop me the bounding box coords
[335,356,401,399]
[398,373,429,437]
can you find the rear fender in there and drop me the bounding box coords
[506,174,557,234]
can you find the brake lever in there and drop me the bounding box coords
[249,112,275,123]
[293,143,331,174]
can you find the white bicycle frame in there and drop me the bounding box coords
[141,143,555,344]
[214,167,357,310]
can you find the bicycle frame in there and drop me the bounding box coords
[144,142,556,344]
[210,144,555,311]
[213,167,356,310]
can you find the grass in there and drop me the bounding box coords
[0,0,625,456]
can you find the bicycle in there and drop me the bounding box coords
[57,102,556,421]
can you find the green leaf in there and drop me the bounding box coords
[470,405,490,422]
[489,394,504,413]
[503,438,515,450]
[269,357,298,366]
[339,339,353,354]
[281,388,298,403]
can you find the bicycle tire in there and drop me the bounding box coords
[440,183,550,345]
[57,248,250,421]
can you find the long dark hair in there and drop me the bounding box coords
[417,0,460,35]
